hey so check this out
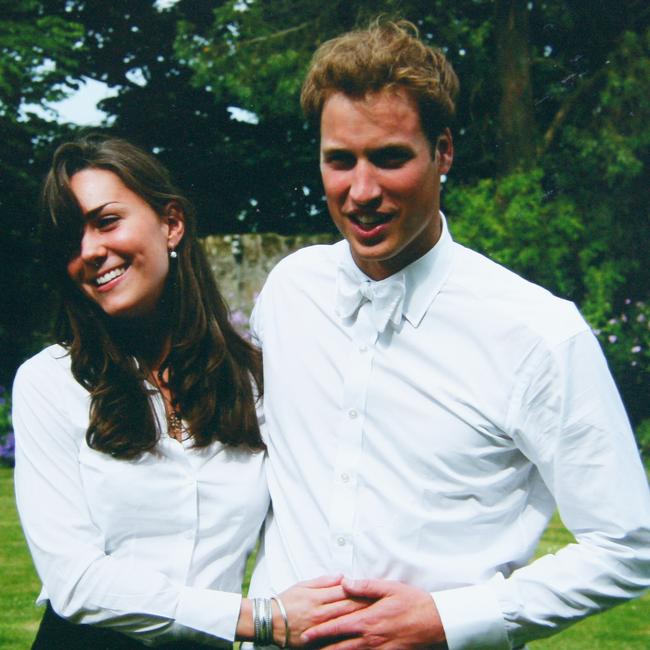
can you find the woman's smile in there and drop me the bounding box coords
[66,168,184,320]
[95,264,128,287]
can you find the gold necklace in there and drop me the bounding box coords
[156,368,187,441]
[166,409,186,441]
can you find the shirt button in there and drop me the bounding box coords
[337,537,346,546]
[348,409,358,419]
[340,472,350,483]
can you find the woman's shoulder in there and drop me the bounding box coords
[14,344,80,400]
[16,343,72,378]
[12,345,90,448]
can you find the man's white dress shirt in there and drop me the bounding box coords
[250,216,650,649]
[13,344,269,645]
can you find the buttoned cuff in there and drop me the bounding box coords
[432,582,510,649]
[175,586,242,642]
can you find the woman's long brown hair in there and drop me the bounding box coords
[41,135,263,459]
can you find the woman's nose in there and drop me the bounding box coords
[79,229,107,266]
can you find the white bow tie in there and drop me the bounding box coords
[336,264,406,333]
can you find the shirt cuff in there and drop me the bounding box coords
[175,586,242,642]
[432,582,510,649]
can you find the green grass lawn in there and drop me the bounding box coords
[1,465,648,648]
[0,467,41,648]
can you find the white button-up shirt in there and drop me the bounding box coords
[13,345,268,645]
[250,217,650,649]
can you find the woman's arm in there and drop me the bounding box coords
[13,351,242,645]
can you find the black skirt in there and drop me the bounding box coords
[32,602,229,649]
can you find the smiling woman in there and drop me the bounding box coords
[12,135,359,648]
[65,168,183,321]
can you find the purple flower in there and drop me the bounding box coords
[230,309,251,340]
[230,309,249,326]
[0,431,15,465]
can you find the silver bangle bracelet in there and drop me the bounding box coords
[253,597,273,646]
[271,595,290,648]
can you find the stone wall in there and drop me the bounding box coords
[202,232,339,325]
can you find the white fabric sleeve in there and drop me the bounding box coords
[432,330,650,649]
[432,583,510,649]
[12,360,242,645]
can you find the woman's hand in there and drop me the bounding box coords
[273,575,370,647]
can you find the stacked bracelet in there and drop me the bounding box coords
[271,595,290,648]
[252,595,290,647]
[253,597,273,645]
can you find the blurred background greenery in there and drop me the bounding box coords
[1,0,648,445]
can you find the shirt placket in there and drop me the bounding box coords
[154,392,199,581]
[329,304,377,573]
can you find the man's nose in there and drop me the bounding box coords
[349,161,381,206]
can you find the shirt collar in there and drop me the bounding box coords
[338,212,455,329]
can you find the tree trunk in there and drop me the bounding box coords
[495,0,537,172]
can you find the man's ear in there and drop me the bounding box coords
[436,128,454,174]
[164,201,186,250]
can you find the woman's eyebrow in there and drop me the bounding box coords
[82,201,119,220]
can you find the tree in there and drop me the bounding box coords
[3,1,648,425]
[0,0,83,386]
[495,0,537,171]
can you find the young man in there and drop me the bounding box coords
[250,21,650,649]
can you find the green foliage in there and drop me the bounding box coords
[175,1,392,118]
[0,0,83,115]
[446,169,583,299]
[1,1,648,425]
[546,26,650,280]
[0,386,10,437]
[0,1,85,387]
[591,301,650,427]
[636,419,650,458]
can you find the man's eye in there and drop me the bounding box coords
[324,153,355,169]
[372,150,412,168]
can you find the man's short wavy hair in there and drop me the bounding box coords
[301,19,459,146]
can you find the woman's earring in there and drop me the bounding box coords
[169,249,178,259]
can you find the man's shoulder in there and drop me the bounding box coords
[265,240,345,287]
[451,243,589,346]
